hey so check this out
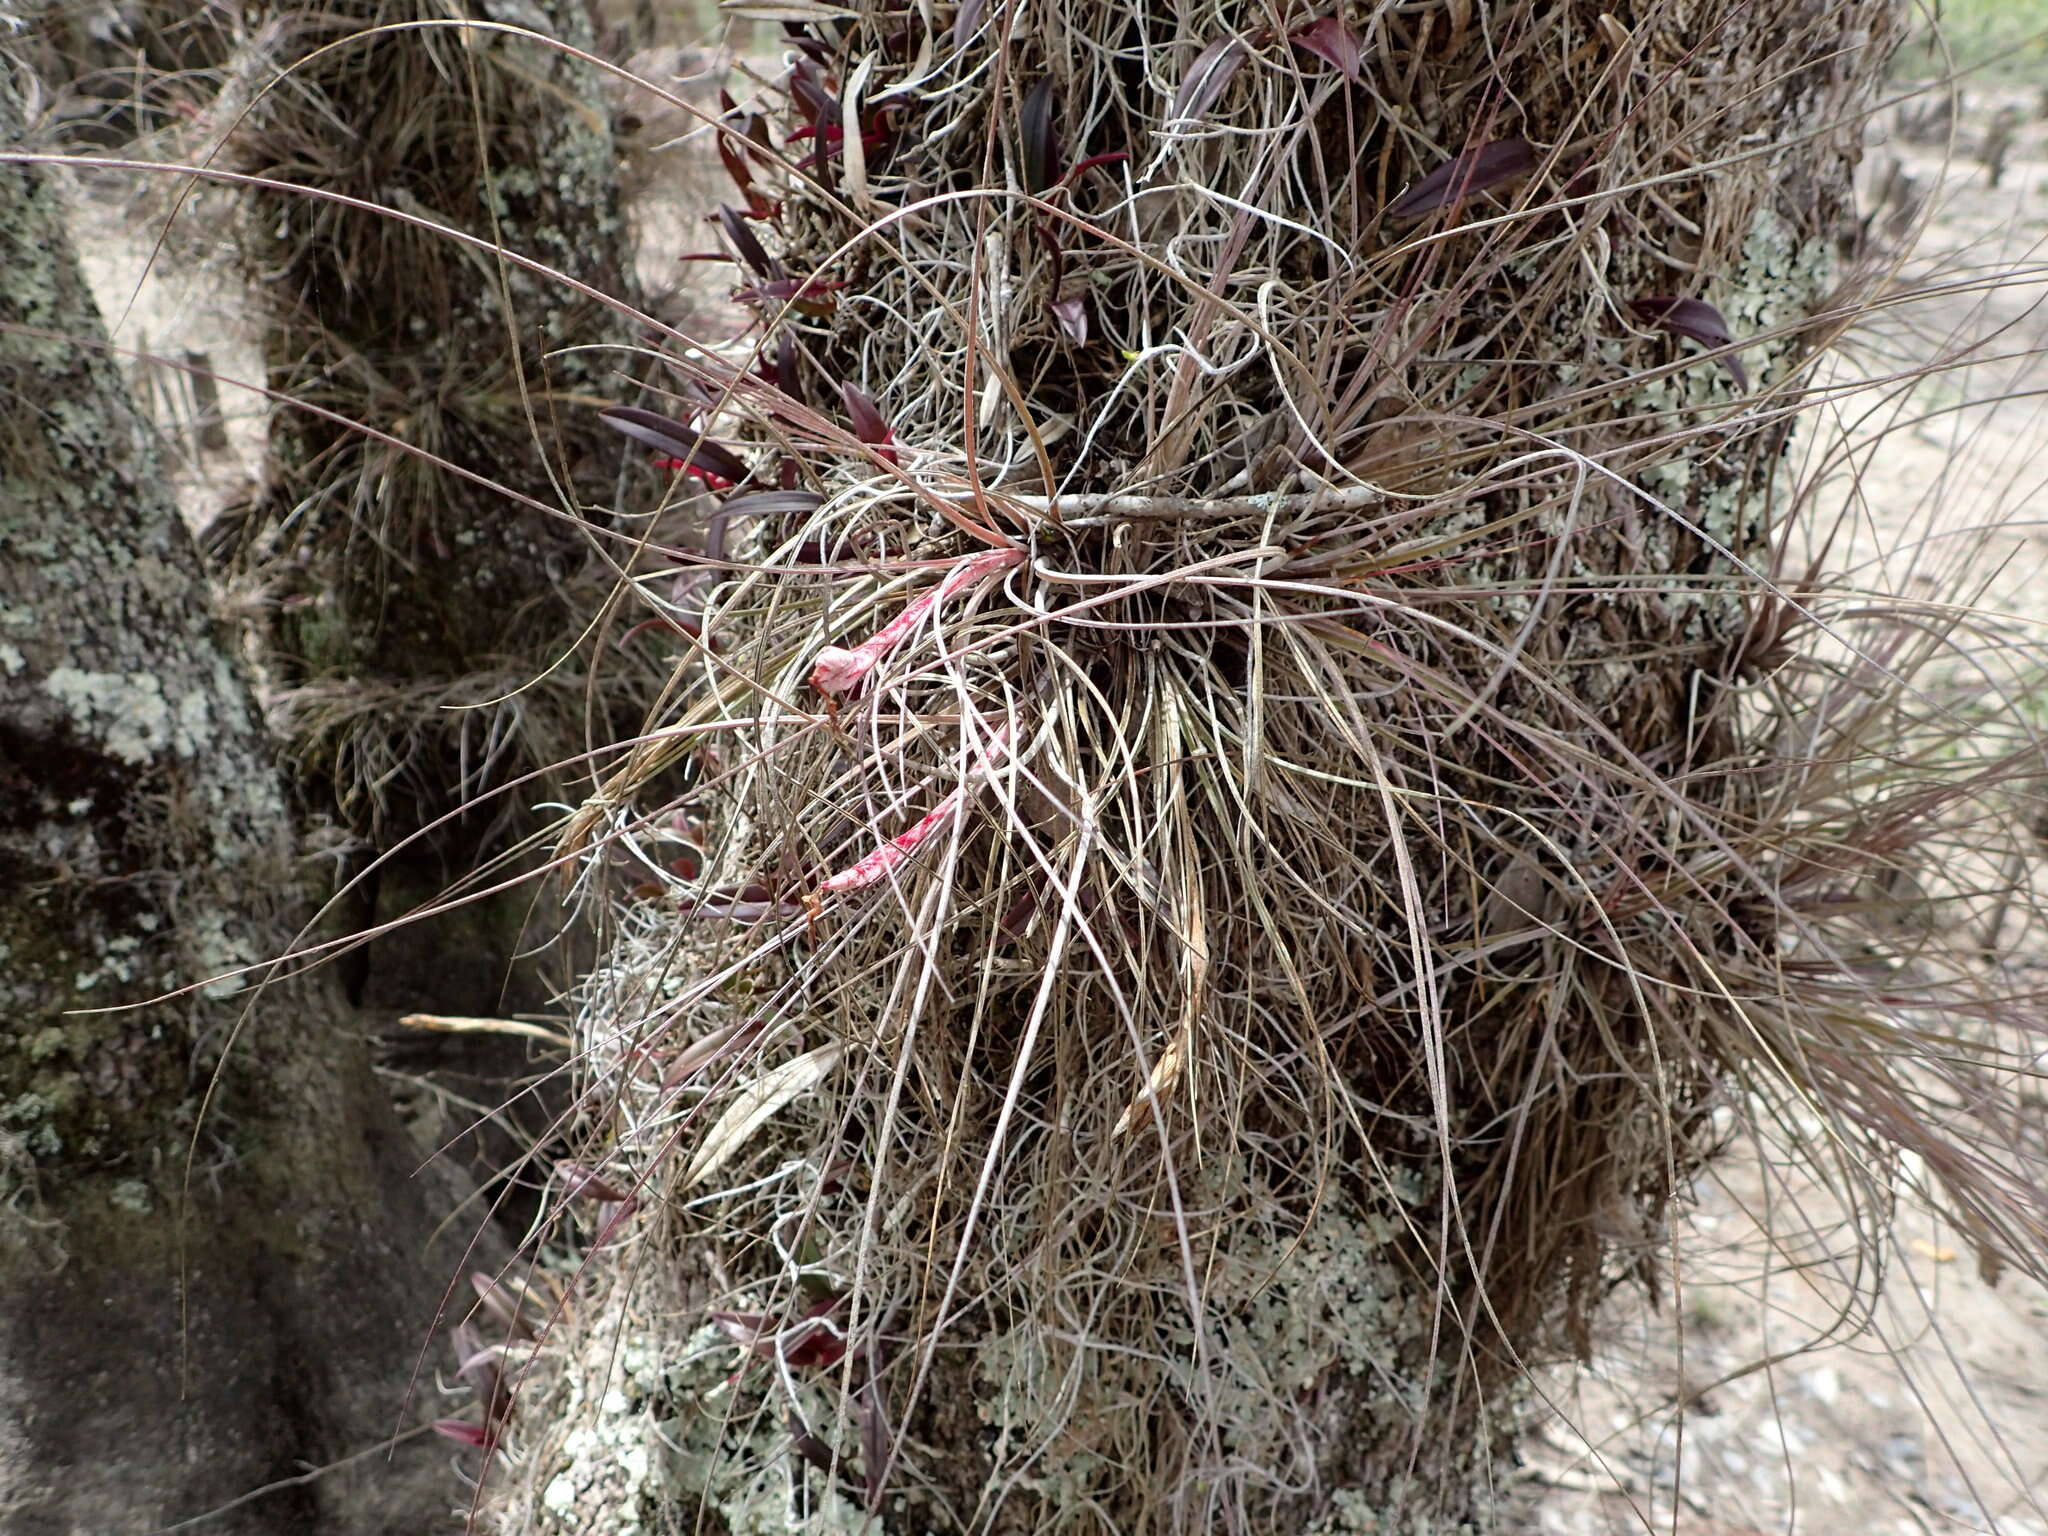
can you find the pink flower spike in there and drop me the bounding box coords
[809,548,1022,697]
[817,794,968,896]
[816,727,1014,898]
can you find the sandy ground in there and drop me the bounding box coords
[60,72,2048,1536]
[1514,85,2048,1536]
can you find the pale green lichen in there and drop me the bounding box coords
[2,1094,63,1159]
[967,1164,1477,1523]
[108,1178,152,1214]
[40,666,219,765]
[531,1322,871,1536]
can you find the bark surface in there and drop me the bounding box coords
[0,82,476,1535]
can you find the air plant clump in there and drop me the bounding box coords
[507,0,2048,1530]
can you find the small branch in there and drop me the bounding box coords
[971,483,1390,527]
[399,1013,573,1047]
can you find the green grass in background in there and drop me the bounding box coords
[1897,0,2048,80]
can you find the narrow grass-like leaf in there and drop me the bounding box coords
[719,490,825,519]
[1021,78,1059,191]
[718,204,780,278]
[599,406,752,484]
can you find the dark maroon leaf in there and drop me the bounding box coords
[661,1016,768,1088]
[1021,78,1058,192]
[1631,296,1733,347]
[1631,297,1750,389]
[775,329,801,400]
[452,1325,512,1423]
[858,1379,890,1508]
[839,383,890,444]
[1387,137,1538,220]
[1169,37,1250,126]
[714,1312,773,1350]
[733,277,841,316]
[719,490,825,519]
[998,887,1039,939]
[717,127,755,198]
[1290,16,1364,82]
[1049,294,1090,345]
[782,1322,848,1369]
[789,1416,839,1475]
[599,405,695,457]
[734,276,841,301]
[781,22,832,64]
[590,1199,639,1249]
[789,58,838,131]
[600,407,752,485]
[718,204,780,278]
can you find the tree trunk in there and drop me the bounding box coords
[212,0,669,1138]
[1,82,479,1535]
[507,1,1911,1532]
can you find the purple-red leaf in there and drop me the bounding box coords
[788,58,839,125]
[951,0,987,53]
[789,1416,839,1475]
[1290,16,1364,82]
[1021,78,1058,193]
[774,330,801,400]
[716,124,755,199]
[998,887,1039,940]
[859,1378,891,1511]
[452,1325,512,1424]
[1049,294,1090,346]
[840,382,891,445]
[1169,38,1250,126]
[733,278,841,317]
[1387,137,1538,220]
[718,204,780,279]
[555,1160,630,1205]
[1631,297,1750,389]
[1064,150,1130,186]
[734,276,842,303]
[599,407,752,486]
[470,1272,536,1341]
[432,1418,495,1450]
